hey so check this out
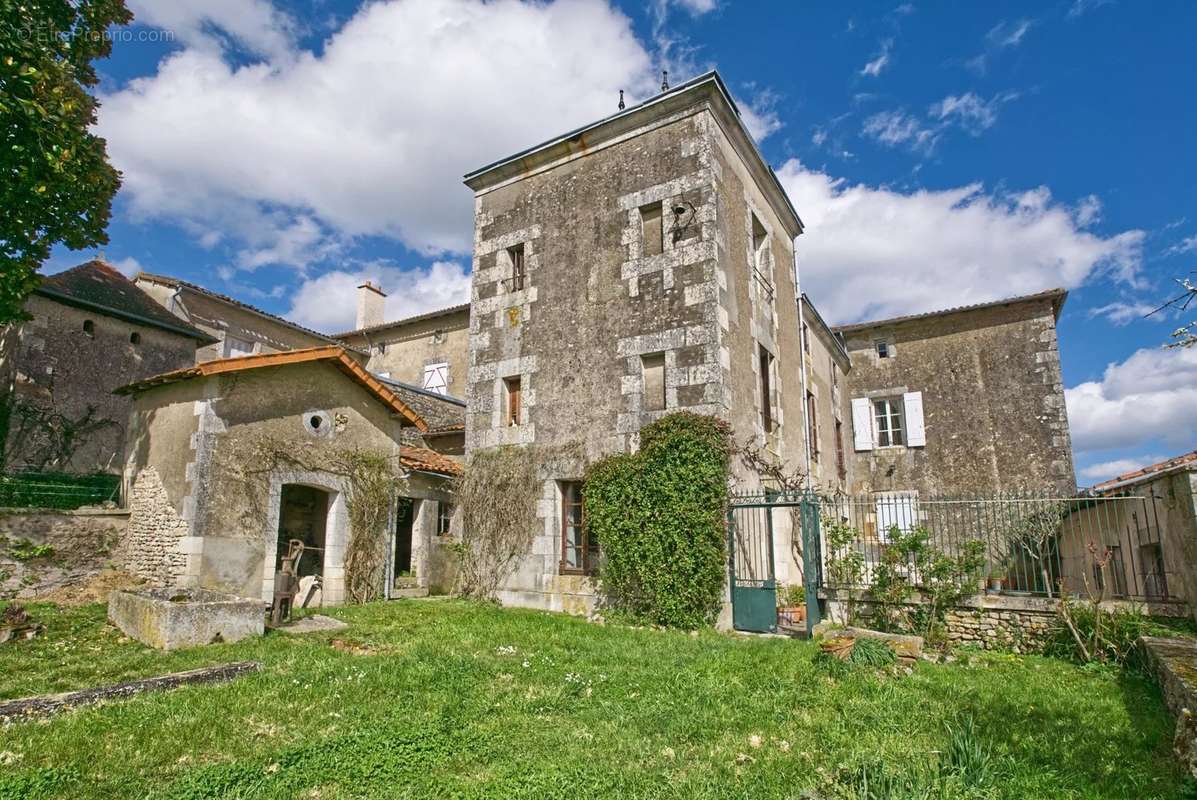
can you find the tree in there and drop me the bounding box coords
[1,0,131,324]
[1148,273,1196,349]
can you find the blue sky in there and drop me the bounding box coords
[49,0,1196,484]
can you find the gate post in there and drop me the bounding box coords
[800,495,823,637]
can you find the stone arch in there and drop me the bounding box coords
[260,470,350,606]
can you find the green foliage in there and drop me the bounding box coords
[1047,600,1169,668]
[849,636,898,668]
[0,0,132,323]
[8,538,53,561]
[585,412,731,628]
[824,516,866,625]
[0,600,1185,799]
[0,470,119,509]
[872,527,986,642]
[340,449,400,605]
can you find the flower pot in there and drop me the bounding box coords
[777,605,807,626]
[986,577,1004,594]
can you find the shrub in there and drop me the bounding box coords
[585,412,731,628]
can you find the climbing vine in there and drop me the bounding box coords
[220,435,404,604]
[0,395,119,473]
[452,446,540,601]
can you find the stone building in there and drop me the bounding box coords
[461,71,825,613]
[116,346,463,604]
[837,289,1074,500]
[135,271,347,363]
[798,294,854,491]
[335,288,470,400]
[1,260,213,475]
[1054,450,1197,610]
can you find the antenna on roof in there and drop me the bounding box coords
[661,70,669,91]
[618,89,625,111]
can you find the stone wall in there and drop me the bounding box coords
[123,467,188,586]
[343,307,471,399]
[5,294,198,474]
[0,507,129,599]
[839,292,1075,496]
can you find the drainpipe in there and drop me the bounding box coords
[795,246,813,487]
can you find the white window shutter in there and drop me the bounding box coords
[423,363,449,395]
[904,391,925,447]
[851,397,873,451]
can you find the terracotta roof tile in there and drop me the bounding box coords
[400,446,463,477]
[1092,450,1197,492]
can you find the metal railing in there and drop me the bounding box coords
[0,471,121,510]
[811,491,1177,603]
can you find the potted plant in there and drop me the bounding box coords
[777,584,806,627]
[985,572,1005,594]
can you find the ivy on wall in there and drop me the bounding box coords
[585,412,732,628]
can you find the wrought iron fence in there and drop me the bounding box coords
[0,471,121,510]
[814,490,1177,603]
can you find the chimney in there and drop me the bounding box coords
[356,281,386,329]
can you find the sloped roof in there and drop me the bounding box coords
[333,303,470,340]
[135,271,351,349]
[36,260,215,342]
[400,446,463,477]
[114,346,440,432]
[1092,450,1197,493]
[376,375,465,433]
[834,289,1068,334]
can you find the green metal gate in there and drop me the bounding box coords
[727,492,823,636]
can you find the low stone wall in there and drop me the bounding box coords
[825,593,1058,653]
[0,507,130,600]
[1139,636,1197,777]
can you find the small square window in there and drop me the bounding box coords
[508,244,526,291]
[641,352,666,411]
[875,340,890,359]
[503,376,522,427]
[640,202,663,257]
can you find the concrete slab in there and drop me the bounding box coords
[277,614,349,634]
[108,588,264,650]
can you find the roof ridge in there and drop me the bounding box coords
[834,288,1067,333]
[333,302,470,339]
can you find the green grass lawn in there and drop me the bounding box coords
[0,599,1186,800]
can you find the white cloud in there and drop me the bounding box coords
[986,19,1033,48]
[1069,0,1114,18]
[286,261,472,334]
[776,159,1145,324]
[929,91,1018,134]
[109,256,144,278]
[1077,455,1165,483]
[739,87,782,142]
[1087,300,1158,325]
[665,0,717,14]
[127,0,296,61]
[1065,346,1197,456]
[860,39,893,77]
[1166,234,1197,255]
[862,110,937,152]
[101,0,658,267]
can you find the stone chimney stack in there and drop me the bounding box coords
[356,281,386,329]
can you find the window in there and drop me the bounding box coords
[875,340,890,359]
[503,376,522,427]
[641,352,666,411]
[82,319,94,336]
[559,481,596,574]
[129,332,141,345]
[508,243,526,291]
[758,344,774,434]
[873,397,904,447]
[437,502,454,537]
[806,390,819,460]
[834,419,846,480]
[224,334,254,358]
[423,362,449,395]
[802,322,811,354]
[640,202,663,257]
[751,212,768,271]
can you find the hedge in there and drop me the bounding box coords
[585,412,731,628]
